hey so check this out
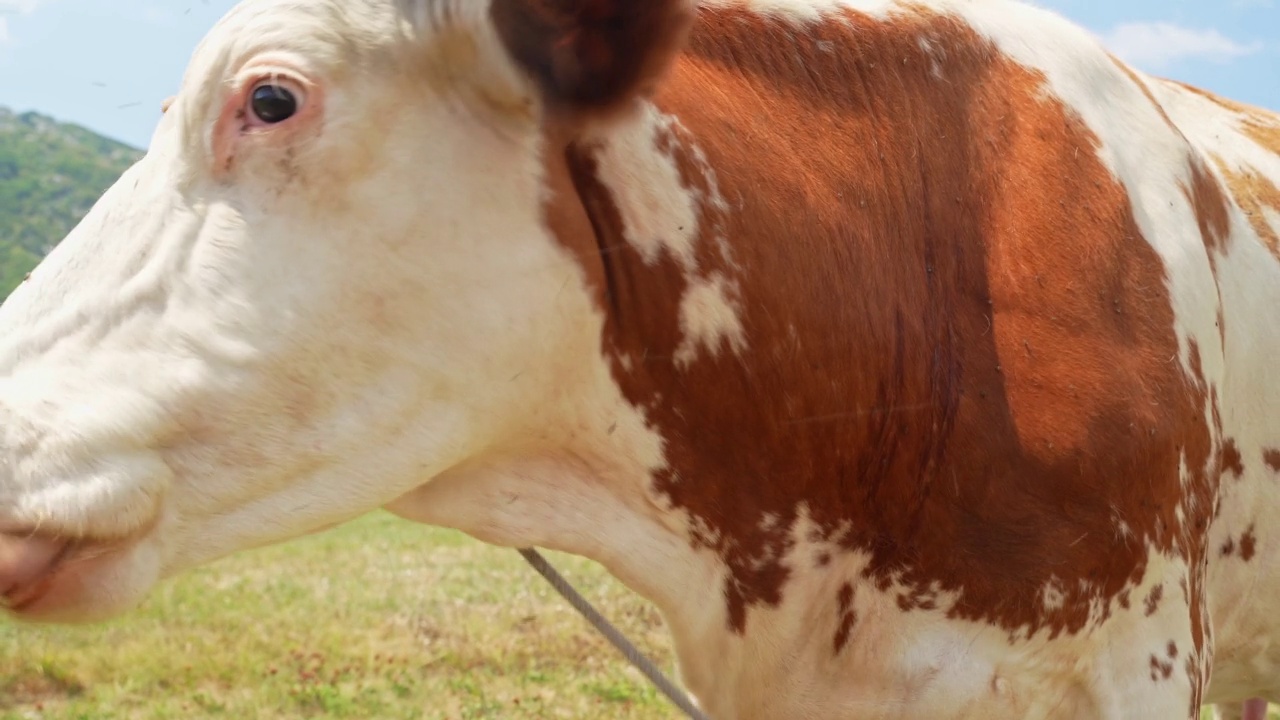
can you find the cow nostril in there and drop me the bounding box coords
[0,532,69,603]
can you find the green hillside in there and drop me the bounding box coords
[0,106,143,298]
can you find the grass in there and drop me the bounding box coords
[0,511,679,719]
[0,511,1272,719]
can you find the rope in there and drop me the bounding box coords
[518,548,712,720]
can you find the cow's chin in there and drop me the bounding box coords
[4,535,160,624]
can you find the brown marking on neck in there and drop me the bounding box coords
[547,6,1219,642]
[541,123,613,310]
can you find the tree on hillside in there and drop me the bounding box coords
[0,107,142,300]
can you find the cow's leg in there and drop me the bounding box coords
[1214,699,1269,720]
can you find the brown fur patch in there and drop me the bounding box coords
[1184,159,1234,255]
[1212,157,1280,260]
[1265,449,1280,473]
[1150,653,1174,681]
[1246,120,1280,157]
[549,6,1219,645]
[832,582,857,654]
[1182,159,1233,347]
[1240,526,1258,562]
[1221,439,1245,480]
[1145,584,1164,617]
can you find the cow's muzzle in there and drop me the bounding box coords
[0,531,70,612]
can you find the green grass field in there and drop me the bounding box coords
[0,511,1270,719]
[1,512,678,719]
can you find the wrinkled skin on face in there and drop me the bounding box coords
[0,0,688,621]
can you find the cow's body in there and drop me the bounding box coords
[2,0,1279,718]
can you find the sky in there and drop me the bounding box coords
[0,0,1277,150]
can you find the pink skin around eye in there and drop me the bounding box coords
[211,64,324,178]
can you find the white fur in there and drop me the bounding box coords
[591,104,702,271]
[675,273,746,367]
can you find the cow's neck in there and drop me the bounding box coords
[536,111,810,714]
[383,381,740,716]
[385,108,781,717]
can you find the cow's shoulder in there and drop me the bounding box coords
[545,0,1227,653]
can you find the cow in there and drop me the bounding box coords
[1,0,1279,717]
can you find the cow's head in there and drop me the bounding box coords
[0,0,693,622]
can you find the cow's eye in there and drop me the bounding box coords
[249,83,299,124]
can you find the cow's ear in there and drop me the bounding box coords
[489,0,694,118]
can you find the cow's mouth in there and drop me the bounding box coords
[4,556,69,612]
[0,529,147,620]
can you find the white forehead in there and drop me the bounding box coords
[156,0,415,163]
[166,0,513,138]
[181,0,505,74]
[179,0,402,95]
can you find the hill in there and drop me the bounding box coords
[0,106,143,298]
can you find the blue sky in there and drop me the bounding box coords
[1,0,1277,150]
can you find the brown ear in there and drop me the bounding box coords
[489,0,694,117]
